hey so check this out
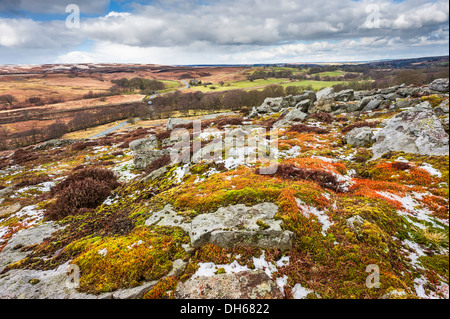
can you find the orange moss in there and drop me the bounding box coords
[170,167,329,215]
[347,179,412,210]
[277,188,315,236]
[421,195,449,220]
[369,162,436,187]
[143,276,179,299]
[279,132,330,151]
[284,157,347,176]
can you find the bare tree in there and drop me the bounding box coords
[0,94,17,106]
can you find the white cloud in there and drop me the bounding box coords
[0,0,449,64]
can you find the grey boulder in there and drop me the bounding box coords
[344,127,374,147]
[175,270,284,299]
[372,102,449,159]
[334,89,355,102]
[428,78,449,93]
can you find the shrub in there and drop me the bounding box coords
[46,178,116,221]
[288,124,329,134]
[144,155,172,174]
[71,141,98,152]
[12,149,39,165]
[14,175,50,189]
[46,168,121,220]
[341,121,380,134]
[391,162,411,171]
[307,112,335,124]
[260,164,344,192]
[50,167,119,195]
[215,117,244,129]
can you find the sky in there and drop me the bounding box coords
[0,0,448,65]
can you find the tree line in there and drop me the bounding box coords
[0,102,152,150]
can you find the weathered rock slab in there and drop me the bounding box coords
[344,127,374,147]
[175,270,284,299]
[372,102,449,158]
[146,203,294,251]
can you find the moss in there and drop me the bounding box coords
[65,226,189,294]
[419,255,449,279]
[421,95,444,108]
[28,278,40,285]
[256,219,270,230]
[216,267,226,275]
[143,276,179,299]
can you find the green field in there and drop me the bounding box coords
[192,78,291,93]
[191,78,348,93]
[160,80,182,93]
[281,80,345,91]
[316,70,346,77]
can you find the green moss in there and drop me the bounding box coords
[215,268,226,275]
[65,226,189,294]
[419,255,449,279]
[421,95,444,108]
[256,219,270,230]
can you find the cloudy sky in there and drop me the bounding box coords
[0,0,448,65]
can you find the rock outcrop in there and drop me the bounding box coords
[145,203,294,251]
[175,270,284,299]
[372,102,449,159]
[344,127,374,147]
[428,78,449,93]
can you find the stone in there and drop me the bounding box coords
[346,215,366,231]
[273,108,308,128]
[145,203,294,251]
[308,100,333,114]
[428,78,449,93]
[390,98,421,110]
[201,112,238,120]
[190,203,293,250]
[133,149,172,170]
[248,107,260,118]
[384,92,401,102]
[167,118,193,131]
[0,203,21,219]
[0,186,13,199]
[0,256,186,299]
[257,97,289,114]
[344,127,374,147]
[174,270,284,299]
[0,262,99,299]
[345,102,364,113]
[362,99,382,112]
[145,204,191,232]
[141,165,169,182]
[295,99,311,112]
[33,139,80,151]
[129,136,158,153]
[372,102,449,159]
[334,89,355,102]
[316,87,335,101]
[397,86,420,97]
[293,91,316,104]
[0,222,63,273]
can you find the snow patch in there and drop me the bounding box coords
[296,198,333,236]
[292,283,314,299]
